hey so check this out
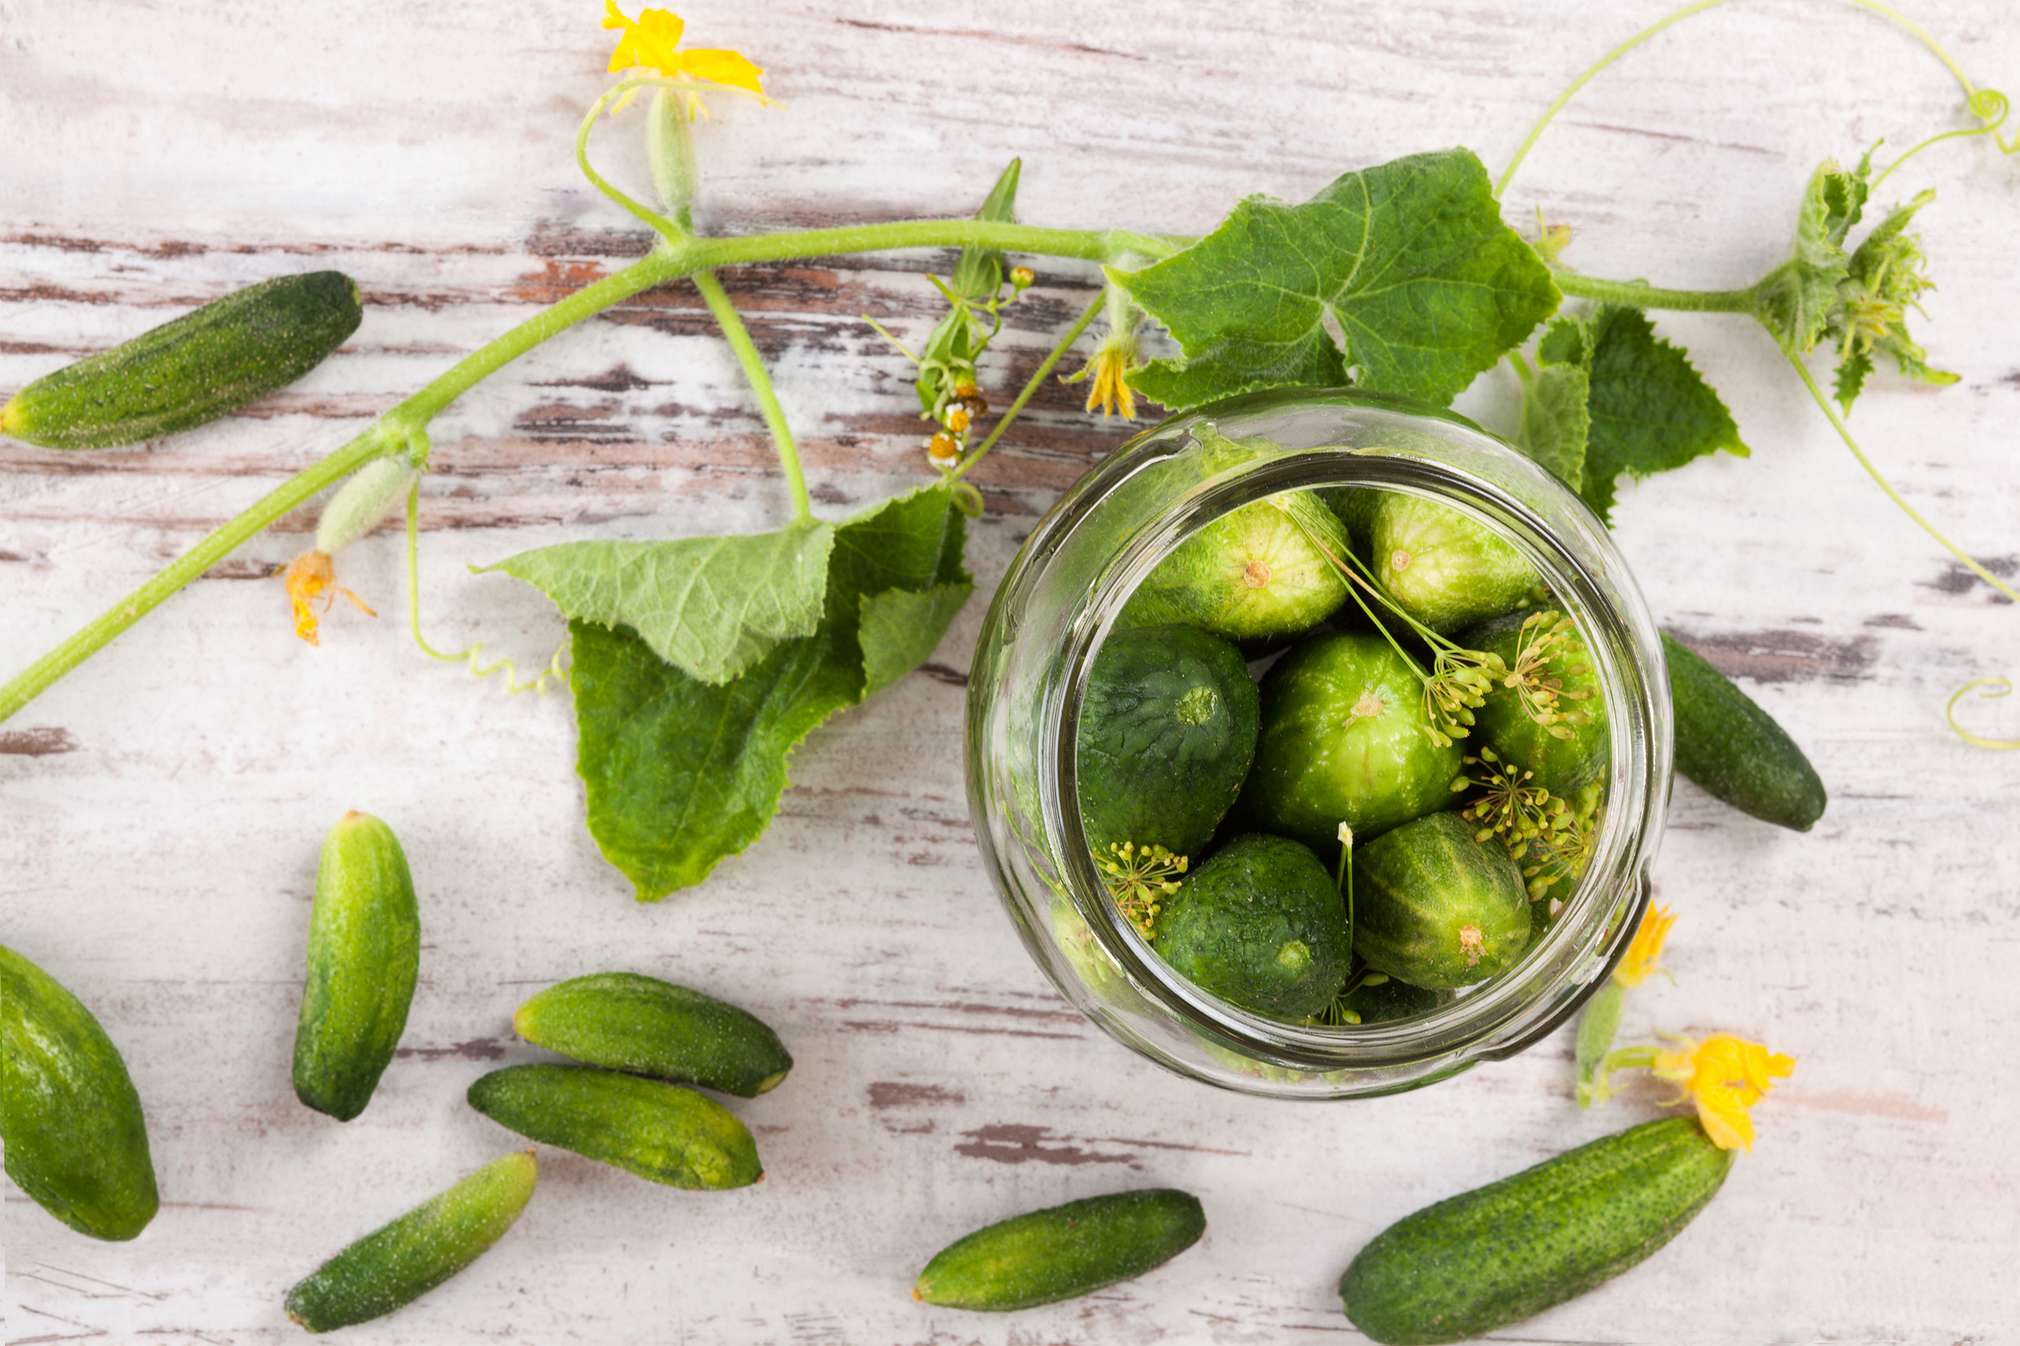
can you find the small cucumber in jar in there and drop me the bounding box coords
[0,945,159,1242]
[292,811,421,1122]
[467,1064,762,1190]
[1075,624,1259,859]
[1462,607,1609,794]
[1120,487,1352,642]
[1239,631,1462,848]
[1351,812,1530,989]
[1339,1117,1733,1344]
[1333,972,1443,1025]
[1151,834,1351,1020]
[1,272,363,449]
[1663,631,1826,831]
[284,1150,537,1333]
[1367,492,1538,633]
[914,1188,1206,1312]
[512,972,792,1098]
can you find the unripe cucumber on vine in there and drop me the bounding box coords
[0,271,362,449]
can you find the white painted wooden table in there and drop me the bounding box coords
[4,1,2017,1341]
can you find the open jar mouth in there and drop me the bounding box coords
[1008,390,1674,1085]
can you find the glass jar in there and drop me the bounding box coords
[964,389,1673,1098]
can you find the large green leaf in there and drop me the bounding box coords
[1521,308,1748,523]
[569,486,971,899]
[1115,148,1559,410]
[488,523,835,686]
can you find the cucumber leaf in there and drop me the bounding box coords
[1114,148,1559,410]
[487,524,836,686]
[1522,307,1748,523]
[569,485,970,899]
[1753,152,1870,361]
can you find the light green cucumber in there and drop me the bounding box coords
[292,811,421,1122]
[1664,630,1826,831]
[914,1188,1205,1311]
[1340,1117,1733,1344]
[1351,812,1530,989]
[1121,488,1352,641]
[1462,607,1610,795]
[283,1150,538,1333]
[512,972,792,1098]
[466,1064,761,1190]
[0,945,159,1241]
[1368,492,1537,632]
[1,272,363,449]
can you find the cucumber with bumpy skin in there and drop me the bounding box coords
[284,1150,537,1334]
[914,1188,1205,1311]
[1351,812,1530,989]
[512,972,792,1098]
[467,1064,762,1190]
[1,272,362,449]
[1152,834,1351,1020]
[1368,492,1537,633]
[1463,607,1609,795]
[1122,489,1352,642]
[1340,1117,1732,1344]
[0,945,159,1242]
[1663,630,1827,831]
[293,811,421,1122]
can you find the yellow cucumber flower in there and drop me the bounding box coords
[1612,902,1675,987]
[283,551,375,647]
[1653,1033,1796,1152]
[602,1,769,118]
[1066,331,1140,421]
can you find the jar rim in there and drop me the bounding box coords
[1035,396,1673,1079]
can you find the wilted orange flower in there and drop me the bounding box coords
[283,550,375,646]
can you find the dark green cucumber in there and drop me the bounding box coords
[284,1150,537,1333]
[292,811,421,1122]
[1663,631,1826,831]
[0,945,159,1241]
[467,1064,761,1190]
[1076,623,1259,858]
[1340,1117,1733,1344]
[512,972,792,1098]
[1462,607,1610,795]
[1153,834,1351,1021]
[914,1188,1205,1311]
[1,271,362,449]
[1351,812,1530,989]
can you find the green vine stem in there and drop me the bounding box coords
[692,269,812,524]
[1550,270,1759,315]
[947,290,1105,483]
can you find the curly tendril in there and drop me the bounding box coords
[404,483,568,696]
[1946,677,2020,751]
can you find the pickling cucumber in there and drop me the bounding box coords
[284,1150,538,1333]
[1351,812,1530,989]
[0,945,159,1241]
[914,1188,1205,1311]
[1664,631,1827,831]
[466,1064,762,1190]
[1463,607,1610,794]
[512,972,792,1098]
[1339,1117,1733,1344]
[1076,624,1259,858]
[1,272,362,449]
[1152,834,1351,1020]
[1239,631,1462,848]
[1121,487,1352,641]
[1368,493,1537,633]
[292,811,421,1122]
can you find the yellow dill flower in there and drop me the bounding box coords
[1065,332,1140,421]
[1653,1033,1796,1152]
[1612,902,1675,987]
[602,1,769,118]
[283,551,375,647]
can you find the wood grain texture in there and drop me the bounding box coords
[4,0,2019,1342]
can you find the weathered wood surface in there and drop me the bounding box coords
[3,0,2017,1341]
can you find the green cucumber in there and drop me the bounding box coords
[284,1150,537,1333]
[1121,488,1351,642]
[1351,812,1530,989]
[466,1064,761,1190]
[1076,623,1259,858]
[512,972,792,1098]
[1463,607,1610,794]
[1340,1117,1733,1344]
[1152,834,1351,1021]
[1240,631,1462,848]
[1663,631,1827,831]
[1334,973,1443,1025]
[0,945,159,1242]
[1368,493,1537,633]
[914,1188,1205,1311]
[292,811,421,1121]
[1,272,362,449]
